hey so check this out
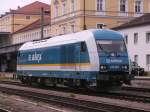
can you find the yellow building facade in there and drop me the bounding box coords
[51,0,150,35]
[0,13,41,33]
[0,1,50,33]
[12,17,51,45]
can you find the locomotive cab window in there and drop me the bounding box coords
[96,40,127,53]
[80,42,87,52]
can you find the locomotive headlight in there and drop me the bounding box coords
[100,65,104,69]
[122,65,128,70]
[100,65,107,70]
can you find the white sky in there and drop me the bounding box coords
[0,0,51,14]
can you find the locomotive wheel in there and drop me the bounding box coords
[124,80,131,85]
[27,77,32,85]
[52,78,57,87]
[80,80,88,88]
[20,76,26,84]
[38,78,46,86]
[96,80,111,88]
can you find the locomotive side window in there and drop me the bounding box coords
[80,42,87,52]
[17,52,21,57]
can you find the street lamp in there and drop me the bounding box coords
[41,7,44,40]
[40,7,50,40]
[83,0,87,30]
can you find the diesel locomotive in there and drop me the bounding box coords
[17,29,132,88]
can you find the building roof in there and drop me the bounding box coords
[0,1,50,18]
[113,13,150,30]
[13,17,50,34]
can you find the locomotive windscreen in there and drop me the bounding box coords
[96,40,127,53]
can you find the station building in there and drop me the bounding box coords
[0,1,50,72]
[12,17,51,45]
[50,0,150,35]
[113,13,150,72]
[0,1,50,33]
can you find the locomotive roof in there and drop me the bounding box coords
[92,29,123,40]
[19,29,123,51]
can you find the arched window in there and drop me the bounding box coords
[120,0,127,12]
[71,0,75,12]
[62,0,66,15]
[97,0,104,12]
[135,0,142,14]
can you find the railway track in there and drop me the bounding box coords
[0,84,149,112]
[122,86,150,93]
[0,108,11,112]
[101,90,150,103]
[0,80,150,103]
[0,80,150,104]
[0,80,21,86]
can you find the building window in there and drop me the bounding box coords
[120,0,127,13]
[124,35,128,44]
[63,27,66,34]
[135,0,142,13]
[71,0,75,12]
[55,5,59,17]
[62,1,66,15]
[134,55,138,64]
[146,55,150,65]
[97,0,104,12]
[134,33,138,44]
[146,32,150,43]
[26,16,31,20]
[71,24,75,32]
[6,17,9,22]
[96,23,103,29]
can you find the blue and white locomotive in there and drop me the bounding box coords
[17,29,132,88]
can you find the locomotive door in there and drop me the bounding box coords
[61,44,76,71]
[75,42,87,72]
[75,43,81,72]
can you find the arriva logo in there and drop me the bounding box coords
[28,52,42,63]
[106,59,122,63]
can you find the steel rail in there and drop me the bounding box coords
[122,86,150,93]
[0,108,11,112]
[102,91,150,103]
[0,85,149,112]
[0,80,150,103]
